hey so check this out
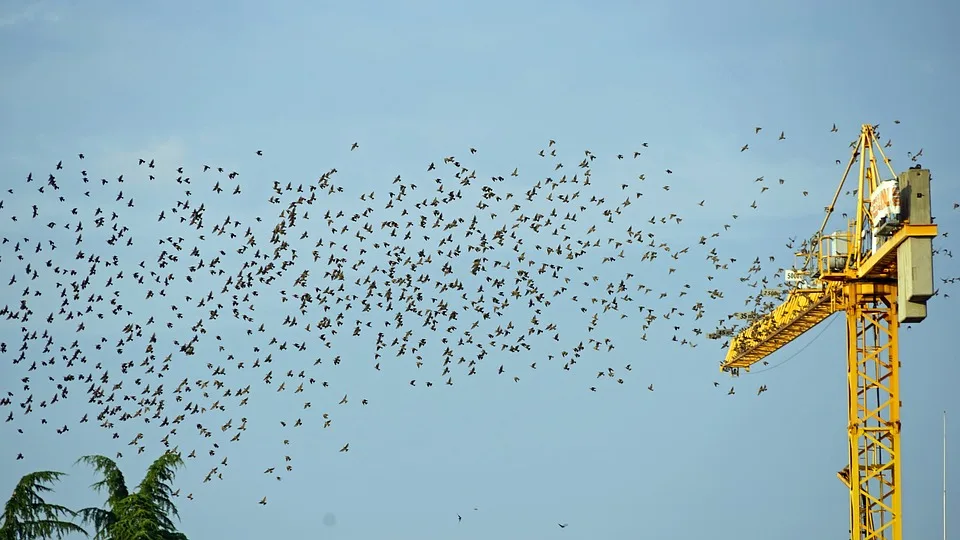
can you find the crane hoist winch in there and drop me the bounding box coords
[720,124,937,540]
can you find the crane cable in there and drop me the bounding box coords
[741,313,839,375]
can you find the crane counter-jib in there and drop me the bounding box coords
[721,283,844,372]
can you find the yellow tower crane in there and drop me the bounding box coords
[720,124,938,540]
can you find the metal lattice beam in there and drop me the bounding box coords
[844,283,902,540]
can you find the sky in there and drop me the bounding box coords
[1,0,958,539]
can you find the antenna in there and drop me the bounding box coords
[944,410,948,540]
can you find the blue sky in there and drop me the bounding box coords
[1,0,958,538]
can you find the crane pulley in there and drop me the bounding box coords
[721,124,938,540]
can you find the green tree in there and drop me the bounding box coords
[0,470,87,540]
[77,452,187,540]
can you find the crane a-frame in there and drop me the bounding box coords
[720,124,938,540]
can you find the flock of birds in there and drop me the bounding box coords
[1,123,956,519]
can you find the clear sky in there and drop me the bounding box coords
[1,0,958,538]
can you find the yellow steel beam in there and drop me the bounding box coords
[721,282,844,371]
[845,282,902,540]
[838,466,877,535]
[856,223,938,280]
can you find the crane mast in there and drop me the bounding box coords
[720,124,938,540]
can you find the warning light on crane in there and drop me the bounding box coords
[721,124,937,540]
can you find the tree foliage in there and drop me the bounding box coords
[77,452,187,540]
[0,471,87,540]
